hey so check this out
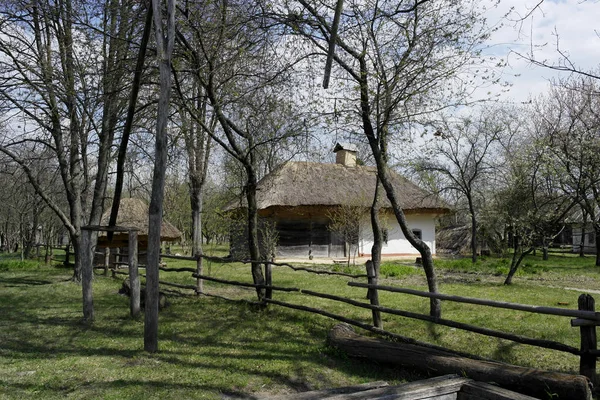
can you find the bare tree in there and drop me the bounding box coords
[281,0,498,317]
[0,0,144,280]
[412,109,511,263]
[175,0,306,301]
[533,77,600,265]
[144,0,176,353]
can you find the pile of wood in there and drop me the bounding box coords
[323,323,592,400]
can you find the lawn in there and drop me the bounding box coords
[1,249,599,399]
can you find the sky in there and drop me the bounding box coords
[483,0,600,104]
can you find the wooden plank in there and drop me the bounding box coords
[328,323,592,400]
[349,282,600,321]
[301,289,580,355]
[458,381,540,400]
[324,375,467,400]
[571,318,600,327]
[261,381,389,400]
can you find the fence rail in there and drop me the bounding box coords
[71,233,598,384]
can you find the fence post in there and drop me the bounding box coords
[81,229,94,323]
[579,293,597,384]
[128,230,140,317]
[265,261,272,300]
[196,254,203,294]
[366,260,382,329]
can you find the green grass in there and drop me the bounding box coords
[1,251,599,398]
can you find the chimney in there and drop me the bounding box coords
[333,142,358,167]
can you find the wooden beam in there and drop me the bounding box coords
[349,282,600,321]
[327,323,592,400]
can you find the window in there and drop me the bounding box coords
[412,229,422,240]
[589,231,596,245]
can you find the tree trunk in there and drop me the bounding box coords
[468,195,477,263]
[595,227,600,267]
[145,0,175,353]
[191,189,203,257]
[357,57,440,318]
[71,233,82,281]
[108,3,153,237]
[504,237,534,285]
[246,166,265,301]
[369,177,383,328]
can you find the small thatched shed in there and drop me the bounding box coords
[227,144,450,259]
[95,198,181,265]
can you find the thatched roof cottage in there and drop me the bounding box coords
[96,198,182,265]
[228,144,450,259]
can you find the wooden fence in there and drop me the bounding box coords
[71,237,600,385]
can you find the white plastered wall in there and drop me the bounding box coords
[358,213,437,256]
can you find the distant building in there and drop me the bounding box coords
[96,198,182,265]
[227,143,450,260]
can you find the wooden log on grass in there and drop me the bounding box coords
[327,323,592,400]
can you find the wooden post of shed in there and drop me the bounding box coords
[265,261,273,300]
[104,247,110,276]
[128,230,140,317]
[579,294,597,384]
[195,254,203,294]
[81,229,94,323]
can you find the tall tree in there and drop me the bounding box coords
[145,0,176,353]
[176,0,305,300]
[0,0,144,280]
[281,0,498,316]
[534,76,600,265]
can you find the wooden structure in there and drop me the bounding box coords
[80,248,600,395]
[81,226,141,323]
[264,374,541,399]
[95,198,181,266]
[327,323,591,400]
[227,144,449,260]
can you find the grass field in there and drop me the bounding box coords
[1,248,599,399]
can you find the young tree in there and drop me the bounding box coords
[281,0,499,316]
[327,204,366,266]
[176,0,306,300]
[412,109,510,263]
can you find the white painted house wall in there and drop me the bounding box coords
[358,213,437,256]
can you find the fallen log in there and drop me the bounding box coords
[327,323,592,400]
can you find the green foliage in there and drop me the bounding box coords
[379,262,419,278]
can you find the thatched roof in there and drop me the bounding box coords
[98,198,181,242]
[228,161,450,213]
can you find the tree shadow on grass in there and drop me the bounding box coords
[0,270,434,398]
[0,275,54,286]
